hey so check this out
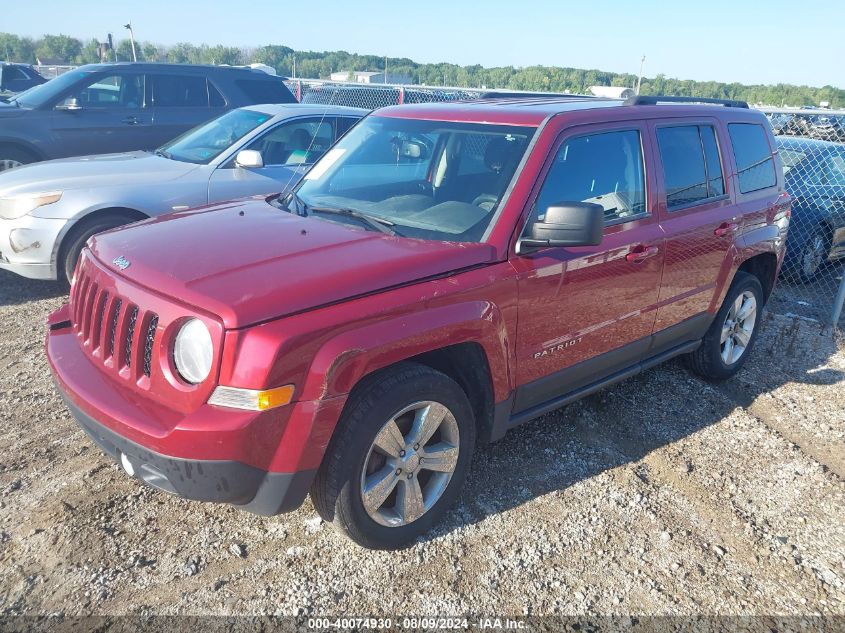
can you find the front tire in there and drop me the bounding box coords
[311,363,476,549]
[0,146,37,172]
[60,213,142,286]
[796,225,831,282]
[685,271,764,381]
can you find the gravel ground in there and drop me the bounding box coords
[0,268,843,620]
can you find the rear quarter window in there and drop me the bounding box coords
[234,79,296,104]
[728,123,777,193]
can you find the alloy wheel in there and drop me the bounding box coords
[720,291,757,365]
[360,401,460,527]
[801,233,827,278]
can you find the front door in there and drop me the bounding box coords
[511,123,664,414]
[207,117,338,202]
[50,72,151,157]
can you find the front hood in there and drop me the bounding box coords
[0,152,199,195]
[89,199,496,328]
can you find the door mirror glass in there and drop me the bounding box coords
[56,97,82,111]
[235,149,264,169]
[519,201,605,253]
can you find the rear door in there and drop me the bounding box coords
[207,116,339,202]
[650,119,742,347]
[511,121,664,414]
[49,72,152,157]
[149,73,226,146]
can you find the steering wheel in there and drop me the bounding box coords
[472,194,498,209]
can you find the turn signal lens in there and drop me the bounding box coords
[208,384,294,411]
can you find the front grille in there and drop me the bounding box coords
[71,267,159,382]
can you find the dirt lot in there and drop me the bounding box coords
[0,268,843,620]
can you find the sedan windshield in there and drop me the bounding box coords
[291,116,535,242]
[778,148,806,176]
[157,109,272,164]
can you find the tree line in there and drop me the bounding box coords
[2,32,841,107]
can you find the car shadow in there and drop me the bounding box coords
[423,311,843,543]
[0,269,67,308]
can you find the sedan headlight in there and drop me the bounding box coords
[173,318,213,384]
[0,192,62,220]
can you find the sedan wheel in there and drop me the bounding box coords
[720,291,757,365]
[361,401,460,527]
[800,230,829,280]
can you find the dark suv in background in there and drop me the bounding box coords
[0,63,296,170]
[0,62,47,99]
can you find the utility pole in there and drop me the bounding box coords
[636,54,645,95]
[384,55,388,83]
[124,23,137,62]
[292,53,296,78]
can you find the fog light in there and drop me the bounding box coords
[8,229,40,254]
[120,452,135,476]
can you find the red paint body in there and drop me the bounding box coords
[47,99,789,506]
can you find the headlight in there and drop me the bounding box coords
[173,318,213,384]
[0,192,62,220]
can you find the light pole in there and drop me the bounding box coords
[124,23,137,62]
[636,55,645,95]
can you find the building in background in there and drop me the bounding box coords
[330,70,412,84]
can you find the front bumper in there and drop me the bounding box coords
[61,391,314,515]
[0,215,67,280]
[47,305,347,515]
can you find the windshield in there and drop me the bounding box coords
[158,108,272,164]
[779,149,806,175]
[12,70,94,108]
[292,116,535,242]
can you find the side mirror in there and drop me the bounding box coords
[56,97,82,111]
[235,149,264,169]
[518,201,604,254]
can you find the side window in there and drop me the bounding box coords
[336,117,361,137]
[68,74,145,108]
[656,125,726,210]
[728,123,777,193]
[208,80,225,107]
[152,74,209,107]
[533,129,646,225]
[6,67,28,81]
[245,118,335,166]
[825,154,845,188]
[234,80,296,104]
[700,126,725,196]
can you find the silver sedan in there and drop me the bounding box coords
[0,103,367,283]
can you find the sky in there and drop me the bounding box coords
[3,0,843,88]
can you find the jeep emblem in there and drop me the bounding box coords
[112,255,131,271]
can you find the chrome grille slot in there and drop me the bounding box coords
[108,299,123,358]
[143,315,159,378]
[125,306,139,369]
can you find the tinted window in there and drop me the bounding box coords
[152,74,209,107]
[728,123,776,193]
[208,81,225,107]
[246,118,335,165]
[657,126,708,208]
[700,126,725,196]
[235,79,296,104]
[5,66,28,81]
[534,130,646,224]
[67,73,145,109]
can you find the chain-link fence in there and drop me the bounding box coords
[283,78,484,109]
[758,108,845,330]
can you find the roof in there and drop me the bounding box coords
[372,96,766,127]
[76,62,279,76]
[775,136,845,152]
[241,103,369,117]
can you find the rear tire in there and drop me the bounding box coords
[796,225,832,282]
[60,213,143,286]
[685,271,764,381]
[311,362,476,549]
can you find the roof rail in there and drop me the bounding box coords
[624,95,749,109]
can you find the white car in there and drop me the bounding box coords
[0,103,366,283]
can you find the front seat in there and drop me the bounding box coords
[284,128,314,165]
[472,137,523,211]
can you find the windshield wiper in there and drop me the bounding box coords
[309,206,397,235]
[154,149,171,159]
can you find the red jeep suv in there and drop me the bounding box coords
[47,95,790,549]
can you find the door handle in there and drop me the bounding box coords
[714,222,739,237]
[122,116,139,125]
[626,245,660,263]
